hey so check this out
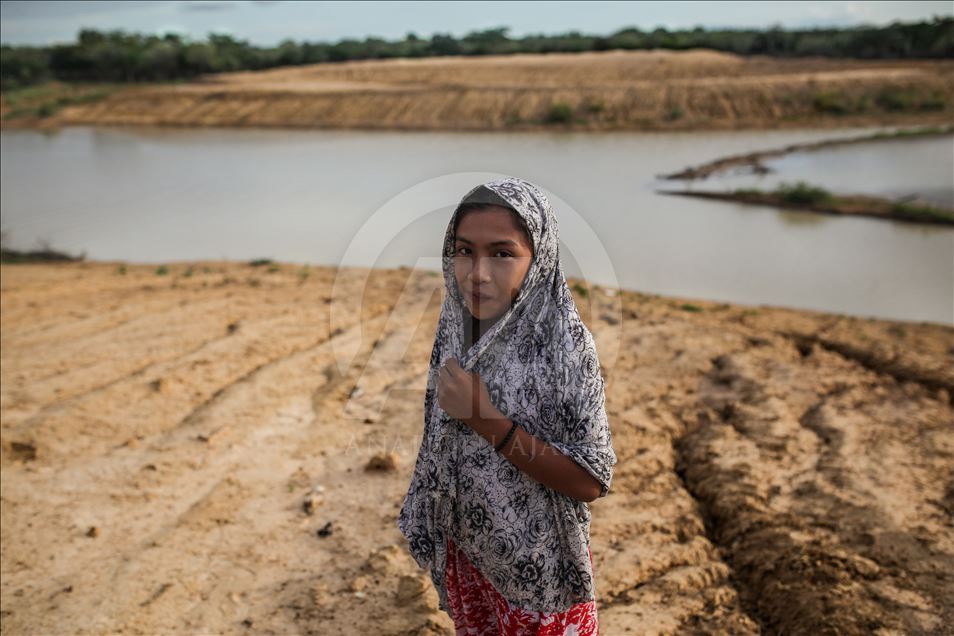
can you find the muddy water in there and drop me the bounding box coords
[1,125,951,324]
[703,134,954,209]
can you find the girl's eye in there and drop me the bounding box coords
[453,247,512,258]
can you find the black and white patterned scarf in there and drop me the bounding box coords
[397,176,617,614]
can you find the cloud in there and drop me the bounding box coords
[180,1,236,12]
[2,1,171,21]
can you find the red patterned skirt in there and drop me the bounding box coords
[445,537,599,635]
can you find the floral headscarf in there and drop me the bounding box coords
[397,176,617,614]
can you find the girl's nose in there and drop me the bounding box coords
[469,256,493,283]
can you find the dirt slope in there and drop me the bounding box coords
[3,49,951,132]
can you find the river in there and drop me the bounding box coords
[1,125,951,324]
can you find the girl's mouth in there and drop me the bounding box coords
[470,290,492,303]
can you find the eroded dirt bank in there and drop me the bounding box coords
[2,49,952,132]
[1,261,951,635]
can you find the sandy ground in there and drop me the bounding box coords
[2,49,952,132]
[1,260,952,635]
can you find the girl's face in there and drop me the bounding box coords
[453,206,533,322]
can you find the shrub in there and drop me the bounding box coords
[774,181,833,205]
[919,91,946,111]
[583,99,605,114]
[664,106,684,121]
[890,202,954,224]
[812,91,850,115]
[545,102,573,124]
[734,188,762,196]
[875,88,914,112]
[870,88,945,112]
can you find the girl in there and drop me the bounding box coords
[398,177,617,635]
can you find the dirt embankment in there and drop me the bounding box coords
[658,189,954,226]
[1,261,952,635]
[661,126,954,180]
[2,49,952,132]
[655,126,954,227]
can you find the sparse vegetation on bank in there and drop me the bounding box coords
[659,182,954,226]
[0,245,86,263]
[0,230,85,263]
[0,82,119,122]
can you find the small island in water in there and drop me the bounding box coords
[658,126,954,226]
[659,181,954,226]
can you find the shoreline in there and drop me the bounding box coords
[4,110,951,135]
[658,188,954,226]
[3,118,949,138]
[2,256,950,327]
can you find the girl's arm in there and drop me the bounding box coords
[437,357,603,502]
[464,405,603,503]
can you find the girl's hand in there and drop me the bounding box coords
[437,358,498,425]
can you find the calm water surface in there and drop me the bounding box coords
[1,126,951,324]
[703,134,954,209]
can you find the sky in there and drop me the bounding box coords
[1,1,952,47]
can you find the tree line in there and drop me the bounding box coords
[2,17,952,90]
